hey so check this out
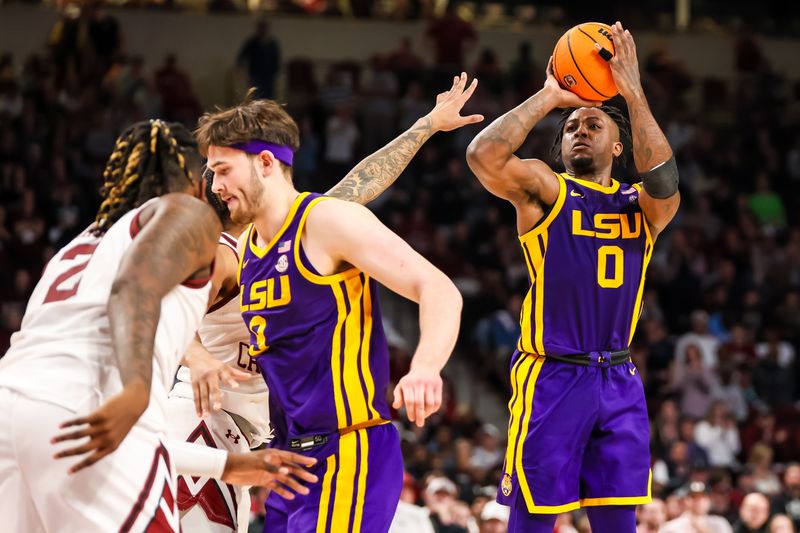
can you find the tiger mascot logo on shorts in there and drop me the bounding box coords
[501,473,513,497]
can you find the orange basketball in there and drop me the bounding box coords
[552,22,618,101]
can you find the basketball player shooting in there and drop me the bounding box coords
[466,21,680,533]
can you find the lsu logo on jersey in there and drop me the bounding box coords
[240,275,292,312]
[571,211,642,239]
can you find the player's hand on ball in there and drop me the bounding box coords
[222,449,318,500]
[606,21,643,100]
[51,383,149,474]
[392,365,443,428]
[426,72,484,132]
[544,56,601,109]
[188,346,251,418]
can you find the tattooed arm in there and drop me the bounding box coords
[327,72,483,204]
[53,193,221,473]
[467,59,599,231]
[608,21,679,237]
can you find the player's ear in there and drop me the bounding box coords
[612,141,623,158]
[257,150,275,177]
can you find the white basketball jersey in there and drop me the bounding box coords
[0,199,211,434]
[172,232,271,446]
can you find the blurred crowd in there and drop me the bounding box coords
[2,5,800,533]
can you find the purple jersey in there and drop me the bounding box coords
[238,192,391,448]
[517,173,653,355]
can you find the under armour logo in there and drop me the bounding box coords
[225,430,241,444]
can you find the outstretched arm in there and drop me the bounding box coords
[466,59,599,210]
[306,199,463,427]
[608,21,680,237]
[53,194,221,472]
[326,72,483,204]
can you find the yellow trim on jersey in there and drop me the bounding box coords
[516,355,546,511]
[503,354,534,477]
[294,197,361,285]
[342,276,370,424]
[248,192,310,259]
[330,431,359,531]
[352,429,370,531]
[316,453,337,533]
[517,175,564,353]
[360,279,380,420]
[517,290,535,353]
[330,283,349,428]
[236,224,254,286]
[580,471,653,507]
[563,174,620,194]
[627,213,654,346]
[532,232,548,354]
[519,173,567,242]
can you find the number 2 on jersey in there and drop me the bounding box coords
[43,243,99,303]
[597,245,624,288]
[248,315,268,355]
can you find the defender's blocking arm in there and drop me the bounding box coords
[608,21,680,236]
[327,72,483,204]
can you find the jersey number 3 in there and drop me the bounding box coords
[43,243,99,303]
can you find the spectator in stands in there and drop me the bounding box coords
[695,401,742,468]
[768,514,796,533]
[636,498,667,533]
[733,492,771,533]
[771,464,800,529]
[236,20,281,99]
[748,444,783,496]
[672,344,721,418]
[662,481,734,533]
[676,309,721,370]
[478,500,509,533]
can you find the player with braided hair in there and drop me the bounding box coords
[0,119,317,532]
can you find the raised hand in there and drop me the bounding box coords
[392,364,443,428]
[605,21,644,101]
[544,56,601,109]
[427,72,484,132]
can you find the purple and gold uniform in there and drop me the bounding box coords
[497,174,653,515]
[239,192,402,533]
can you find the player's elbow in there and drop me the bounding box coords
[466,136,492,170]
[426,270,463,315]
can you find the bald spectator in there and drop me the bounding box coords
[734,492,771,533]
[636,498,667,533]
[662,482,734,533]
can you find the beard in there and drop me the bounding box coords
[230,165,265,224]
[569,154,595,173]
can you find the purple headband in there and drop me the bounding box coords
[232,140,294,166]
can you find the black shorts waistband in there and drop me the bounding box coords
[543,349,631,367]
